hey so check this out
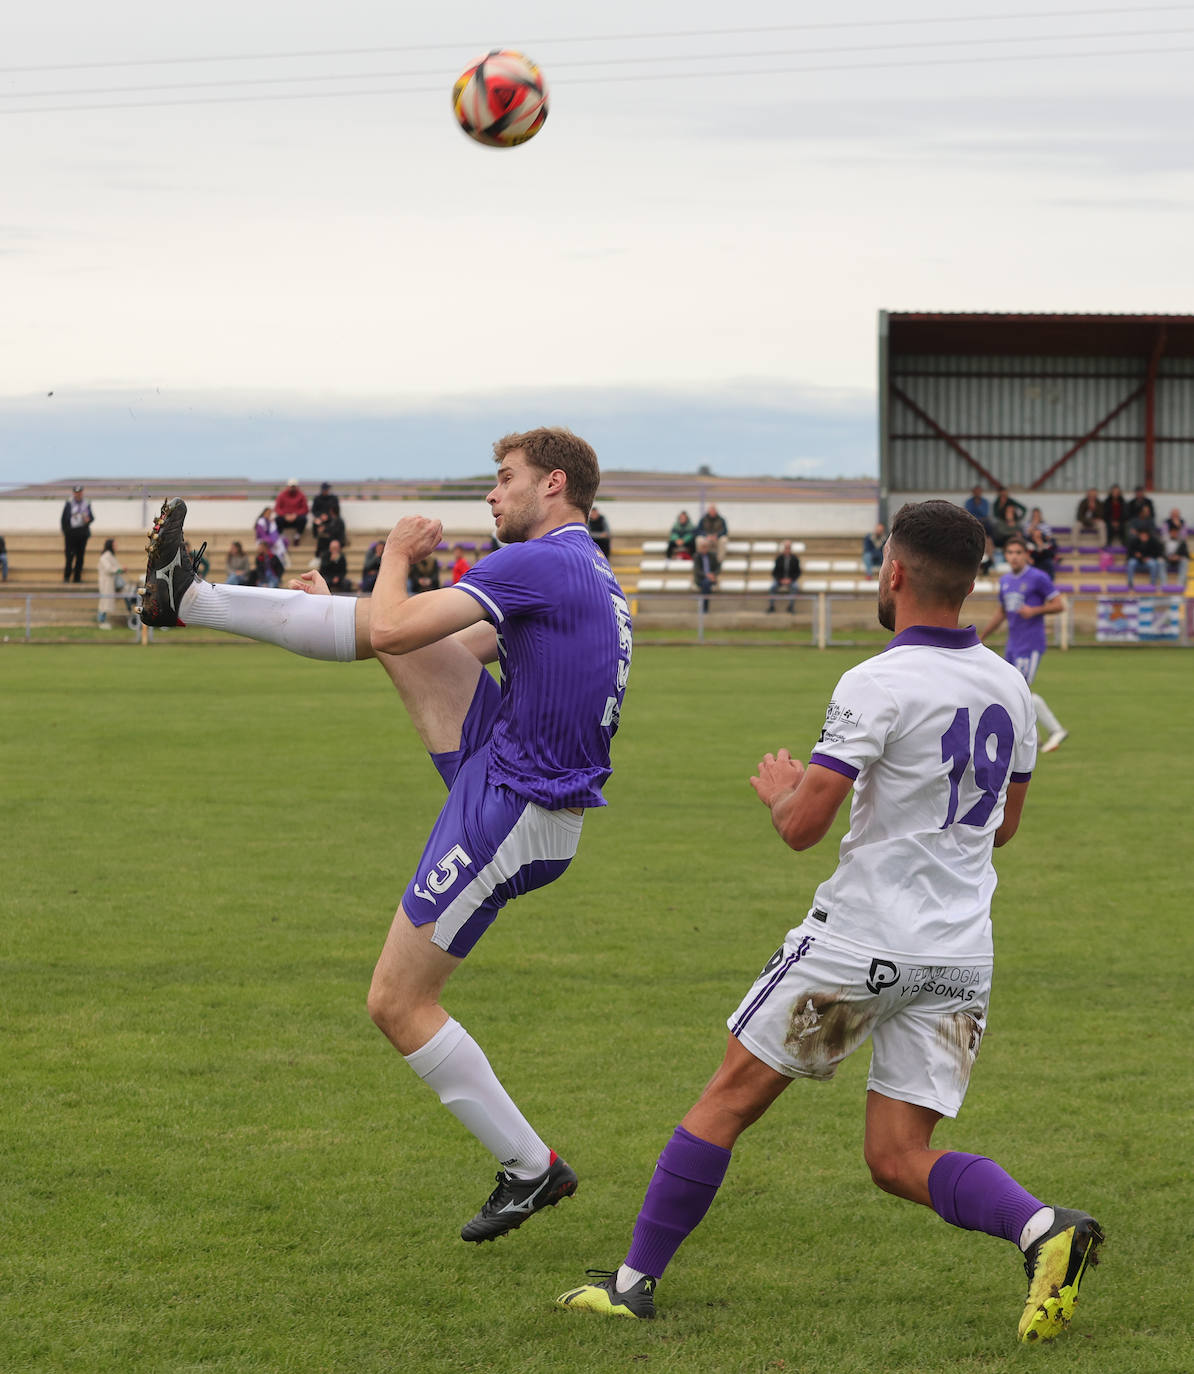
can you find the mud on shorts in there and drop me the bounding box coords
[401,669,583,958]
[727,923,991,1118]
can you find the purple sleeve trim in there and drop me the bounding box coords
[1010,770,1032,783]
[809,751,860,780]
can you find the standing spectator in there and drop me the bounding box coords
[1024,508,1057,579]
[861,522,886,578]
[273,478,309,545]
[766,540,802,613]
[990,488,1026,549]
[1073,490,1106,546]
[692,534,719,612]
[313,506,348,558]
[320,539,353,594]
[0,532,7,581]
[666,512,696,560]
[96,538,134,629]
[408,553,441,595]
[359,541,384,594]
[451,546,473,584]
[1125,523,1164,593]
[1125,484,1153,523]
[311,481,340,525]
[61,484,95,583]
[588,506,611,559]
[225,541,250,585]
[698,505,729,560]
[1163,510,1189,588]
[1103,484,1127,546]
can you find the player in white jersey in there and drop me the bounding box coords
[139,428,632,1243]
[557,501,1103,1344]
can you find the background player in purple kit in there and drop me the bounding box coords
[979,534,1067,753]
[138,428,632,1243]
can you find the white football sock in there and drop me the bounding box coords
[403,1018,551,1178]
[1031,692,1062,735]
[617,1264,650,1291]
[178,581,357,661]
[1019,1206,1056,1251]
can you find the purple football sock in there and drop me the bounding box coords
[624,1125,732,1278]
[928,1151,1045,1246]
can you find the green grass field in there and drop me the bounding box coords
[3,642,1192,1373]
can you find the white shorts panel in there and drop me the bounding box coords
[727,929,990,1118]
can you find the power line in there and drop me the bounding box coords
[0,5,1191,74]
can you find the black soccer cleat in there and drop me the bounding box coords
[460,1151,577,1243]
[139,498,205,627]
[1018,1207,1105,1342]
[556,1269,657,1319]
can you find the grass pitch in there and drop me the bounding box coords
[3,642,1191,1373]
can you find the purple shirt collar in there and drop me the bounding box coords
[883,624,980,652]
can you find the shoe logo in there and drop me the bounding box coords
[154,546,185,610]
[500,1176,552,1214]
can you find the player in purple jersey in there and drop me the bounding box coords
[980,535,1068,753]
[557,503,1102,1344]
[138,427,632,1243]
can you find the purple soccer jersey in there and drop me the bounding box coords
[999,565,1056,662]
[456,523,632,809]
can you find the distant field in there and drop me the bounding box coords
[3,643,1191,1373]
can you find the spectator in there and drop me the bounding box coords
[61,483,95,583]
[273,478,309,545]
[250,539,284,588]
[319,539,353,595]
[96,538,135,629]
[1126,499,1157,540]
[861,522,886,578]
[255,506,282,551]
[1125,522,1164,593]
[588,505,611,559]
[963,485,991,529]
[313,506,348,558]
[311,481,340,524]
[692,534,719,612]
[698,504,729,560]
[666,511,696,560]
[1103,484,1128,546]
[1125,484,1153,523]
[407,553,440,595]
[359,540,384,594]
[1073,489,1107,546]
[0,532,7,582]
[990,488,1026,549]
[766,540,802,613]
[451,546,473,584]
[225,541,250,585]
[1163,510,1189,588]
[1024,508,1057,579]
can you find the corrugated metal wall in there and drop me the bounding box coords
[889,353,1194,491]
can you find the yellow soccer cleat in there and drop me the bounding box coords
[1018,1207,1105,1342]
[557,1269,656,1319]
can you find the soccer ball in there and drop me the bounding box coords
[451,49,549,148]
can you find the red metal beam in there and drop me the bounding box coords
[890,383,1002,488]
[1029,383,1146,490]
[1144,326,1167,489]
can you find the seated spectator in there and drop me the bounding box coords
[666,511,696,560]
[254,506,287,558]
[1126,483,1153,523]
[0,532,7,581]
[1125,523,1164,592]
[692,534,720,611]
[450,545,473,584]
[1024,508,1057,578]
[225,540,250,585]
[311,481,340,524]
[963,484,991,528]
[861,522,886,578]
[313,507,348,558]
[1163,510,1189,588]
[588,505,611,558]
[1073,489,1106,546]
[1103,484,1128,546]
[1126,500,1158,540]
[408,553,440,595]
[359,540,384,594]
[767,540,802,613]
[273,478,309,545]
[249,540,284,588]
[697,504,729,559]
[320,539,353,595]
[990,488,1026,548]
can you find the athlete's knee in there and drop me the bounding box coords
[864,1140,926,1198]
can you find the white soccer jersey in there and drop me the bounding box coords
[805,625,1037,961]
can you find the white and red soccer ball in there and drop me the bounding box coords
[452,49,549,148]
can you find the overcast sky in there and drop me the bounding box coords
[5,1,1194,486]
